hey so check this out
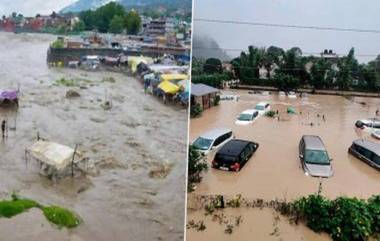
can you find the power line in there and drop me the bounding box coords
[193,18,380,34]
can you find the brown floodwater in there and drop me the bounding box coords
[187,89,380,241]
[0,32,187,241]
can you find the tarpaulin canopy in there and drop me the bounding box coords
[160,74,188,82]
[27,141,82,171]
[128,56,153,74]
[0,90,18,100]
[158,81,180,94]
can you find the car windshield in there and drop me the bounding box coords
[238,113,253,121]
[255,105,265,110]
[305,150,330,165]
[192,137,213,150]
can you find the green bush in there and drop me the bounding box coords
[190,104,203,118]
[188,145,208,192]
[0,199,38,218]
[368,195,380,233]
[293,195,379,241]
[265,110,276,118]
[294,195,332,232]
[329,197,372,241]
[42,206,81,228]
[51,39,64,48]
[214,95,220,106]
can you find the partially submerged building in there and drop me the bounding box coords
[191,83,219,110]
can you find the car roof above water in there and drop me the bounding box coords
[241,109,258,114]
[217,139,250,156]
[302,135,326,151]
[199,128,231,140]
[256,102,269,106]
[353,139,380,156]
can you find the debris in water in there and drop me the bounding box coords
[66,89,80,98]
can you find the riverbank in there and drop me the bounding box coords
[0,32,187,241]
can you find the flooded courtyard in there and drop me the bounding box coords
[0,32,187,241]
[187,89,380,241]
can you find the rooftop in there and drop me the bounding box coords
[191,83,219,97]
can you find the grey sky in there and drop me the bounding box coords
[0,0,76,16]
[193,0,380,62]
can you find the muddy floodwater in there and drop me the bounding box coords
[187,89,380,241]
[0,32,187,241]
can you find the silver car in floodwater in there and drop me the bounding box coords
[192,128,234,155]
[299,135,333,178]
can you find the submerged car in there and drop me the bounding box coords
[348,139,380,170]
[254,102,271,115]
[212,139,259,172]
[299,135,333,177]
[192,128,234,155]
[287,91,297,98]
[371,130,380,139]
[235,109,259,125]
[355,118,380,130]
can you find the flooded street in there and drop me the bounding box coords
[187,89,380,241]
[0,32,187,241]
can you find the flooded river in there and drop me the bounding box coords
[0,32,187,241]
[187,89,380,241]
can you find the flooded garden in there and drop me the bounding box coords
[0,32,187,241]
[187,89,380,241]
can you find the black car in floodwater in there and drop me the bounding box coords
[299,135,333,178]
[212,139,259,172]
[349,139,380,170]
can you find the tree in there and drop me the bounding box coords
[125,10,141,35]
[263,46,284,79]
[109,15,124,34]
[73,20,85,32]
[310,58,332,89]
[188,145,208,191]
[203,58,222,74]
[79,2,126,32]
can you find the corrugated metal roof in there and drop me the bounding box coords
[191,83,219,97]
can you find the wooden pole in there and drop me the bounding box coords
[71,144,78,177]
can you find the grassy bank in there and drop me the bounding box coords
[0,193,81,229]
[188,194,380,241]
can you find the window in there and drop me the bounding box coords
[304,150,330,165]
[362,148,373,160]
[372,155,380,165]
[253,112,258,118]
[213,136,224,147]
[193,137,213,151]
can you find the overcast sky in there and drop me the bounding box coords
[193,0,380,62]
[0,0,76,16]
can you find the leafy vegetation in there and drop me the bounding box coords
[51,39,64,48]
[187,145,208,192]
[0,194,81,229]
[0,195,39,218]
[55,78,76,86]
[190,103,202,118]
[293,194,380,241]
[265,110,276,118]
[42,206,81,228]
[79,2,142,34]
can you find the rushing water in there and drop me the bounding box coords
[0,32,187,241]
[187,89,380,241]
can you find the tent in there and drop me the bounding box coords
[160,74,188,82]
[27,140,80,174]
[158,81,180,94]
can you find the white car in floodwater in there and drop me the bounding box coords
[192,128,234,155]
[235,109,259,125]
[254,102,271,115]
[288,91,297,98]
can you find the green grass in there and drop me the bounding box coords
[0,199,39,218]
[55,78,76,87]
[0,194,81,229]
[42,206,81,228]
